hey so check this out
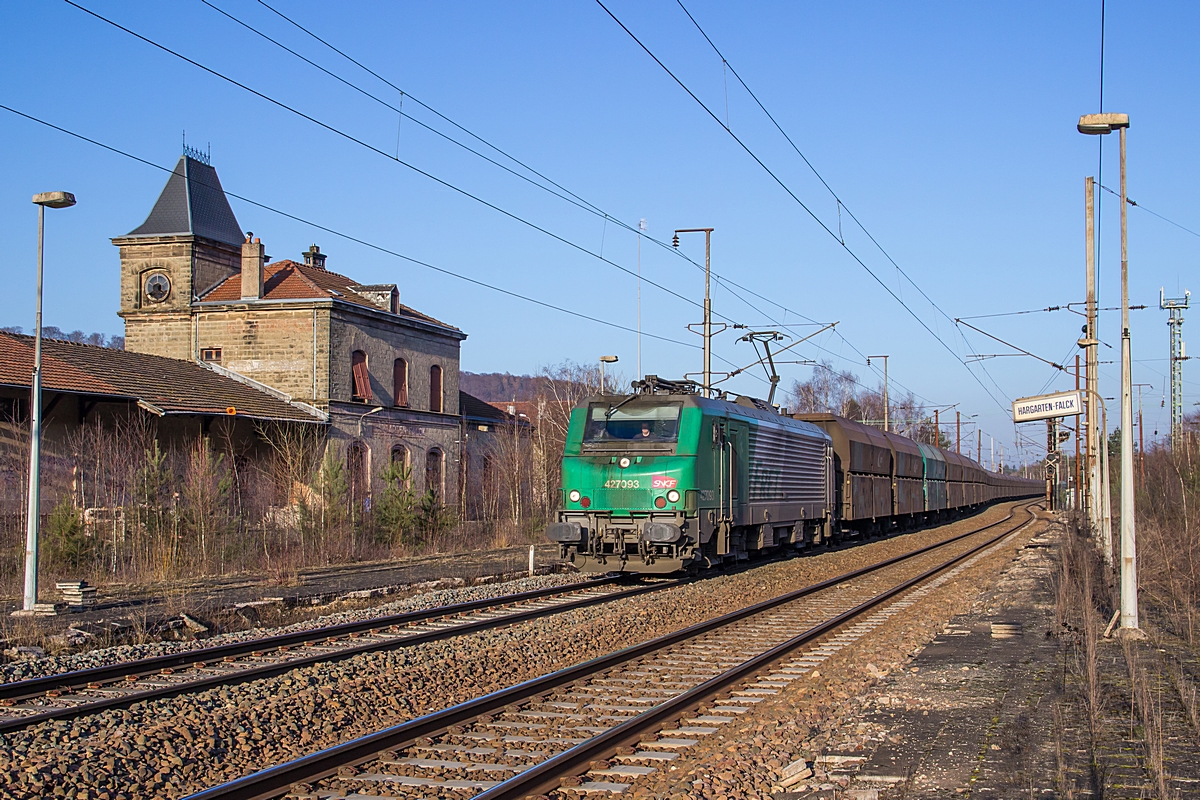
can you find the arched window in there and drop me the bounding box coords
[425,448,443,499]
[351,350,370,402]
[390,444,410,487]
[429,364,443,413]
[348,441,369,515]
[393,358,408,407]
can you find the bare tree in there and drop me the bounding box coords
[532,360,609,518]
[788,361,941,442]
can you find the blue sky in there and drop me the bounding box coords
[2,1,1197,466]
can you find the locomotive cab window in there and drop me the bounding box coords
[583,402,682,442]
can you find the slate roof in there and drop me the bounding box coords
[0,333,325,423]
[201,260,460,332]
[124,155,245,247]
[487,399,571,425]
[460,391,525,425]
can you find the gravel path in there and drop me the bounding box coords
[607,506,1048,800]
[0,504,1023,800]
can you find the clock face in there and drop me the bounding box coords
[145,273,171,303]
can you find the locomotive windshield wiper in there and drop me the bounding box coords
[605,394,637,418]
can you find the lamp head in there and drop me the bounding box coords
[599,355,619,364]
[1077,112,1130,135]
[32,191,76,209]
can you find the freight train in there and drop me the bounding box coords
[546,376,1041,574]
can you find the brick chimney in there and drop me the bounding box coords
[302,244,327,270]
[241,235,265,300]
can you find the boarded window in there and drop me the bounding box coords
[391,444,410,487]
[351,350,370,402]
[393,358,408,407]
[348,441,369,516]
[429,364,443,413]
[425,448,443,499]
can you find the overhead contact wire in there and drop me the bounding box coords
[0,104,699,352]
[668,0,1009,411]
[64,0,716,321]
[597,0,1003,412]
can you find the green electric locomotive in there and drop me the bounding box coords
[546,376,834,574]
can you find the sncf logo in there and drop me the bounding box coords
[651,475,678,489]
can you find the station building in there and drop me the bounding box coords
[2,149,522,511]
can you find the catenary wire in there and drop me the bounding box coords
[64,0,720,322]
[671,0,1014,405]
[211,0,903,395]
[70,0,880,398]
[1098,183,1200,240]
[597,0,1009,415]
[0,102,787,395]
[61,1,944,407]
[247,0,829,336]
[70,0,928,404]
[0,104,701,353]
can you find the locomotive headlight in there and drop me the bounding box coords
[568,490,581,503]
[666,489,681,504]
[618,456,631,469]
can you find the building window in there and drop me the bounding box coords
[429,364,443,413]
[393,358,408,407]
[351,350,371,402]
[425,448,443,499]
[391,444,410,486]
[348,441,369,516]
[200,347,222,363]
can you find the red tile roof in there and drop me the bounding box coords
[201,260,458,330]
[0,333,325,423]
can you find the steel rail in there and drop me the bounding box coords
[0,577,622,702]
[0,576,684,733]
[182,501,1036,800]
[478,502,1039,799]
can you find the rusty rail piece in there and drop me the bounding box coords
[184,502,1038,800]
[0,574,685,733]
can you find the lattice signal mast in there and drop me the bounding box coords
[1161,287,1191,447]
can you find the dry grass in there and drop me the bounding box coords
[0,413,551,601]
[1056,518,1115,796]
[1136,437,1200,643]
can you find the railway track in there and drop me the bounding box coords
[185,501,1040,800]
[0,575,682,733]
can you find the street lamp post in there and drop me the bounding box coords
[867,355,889,432]
[673,228,714,396]
[1078,112,1139,633]
[599,355,619,395]
[23,191,76,613]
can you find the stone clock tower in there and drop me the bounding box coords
[112,149,245,361]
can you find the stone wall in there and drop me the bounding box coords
[193,305,330,404]
[114,235,241,361]
[122,313,193,363]
[328,403,462,500]
[329,307,462,416]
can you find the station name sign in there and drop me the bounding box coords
[1012,390,1083,423]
